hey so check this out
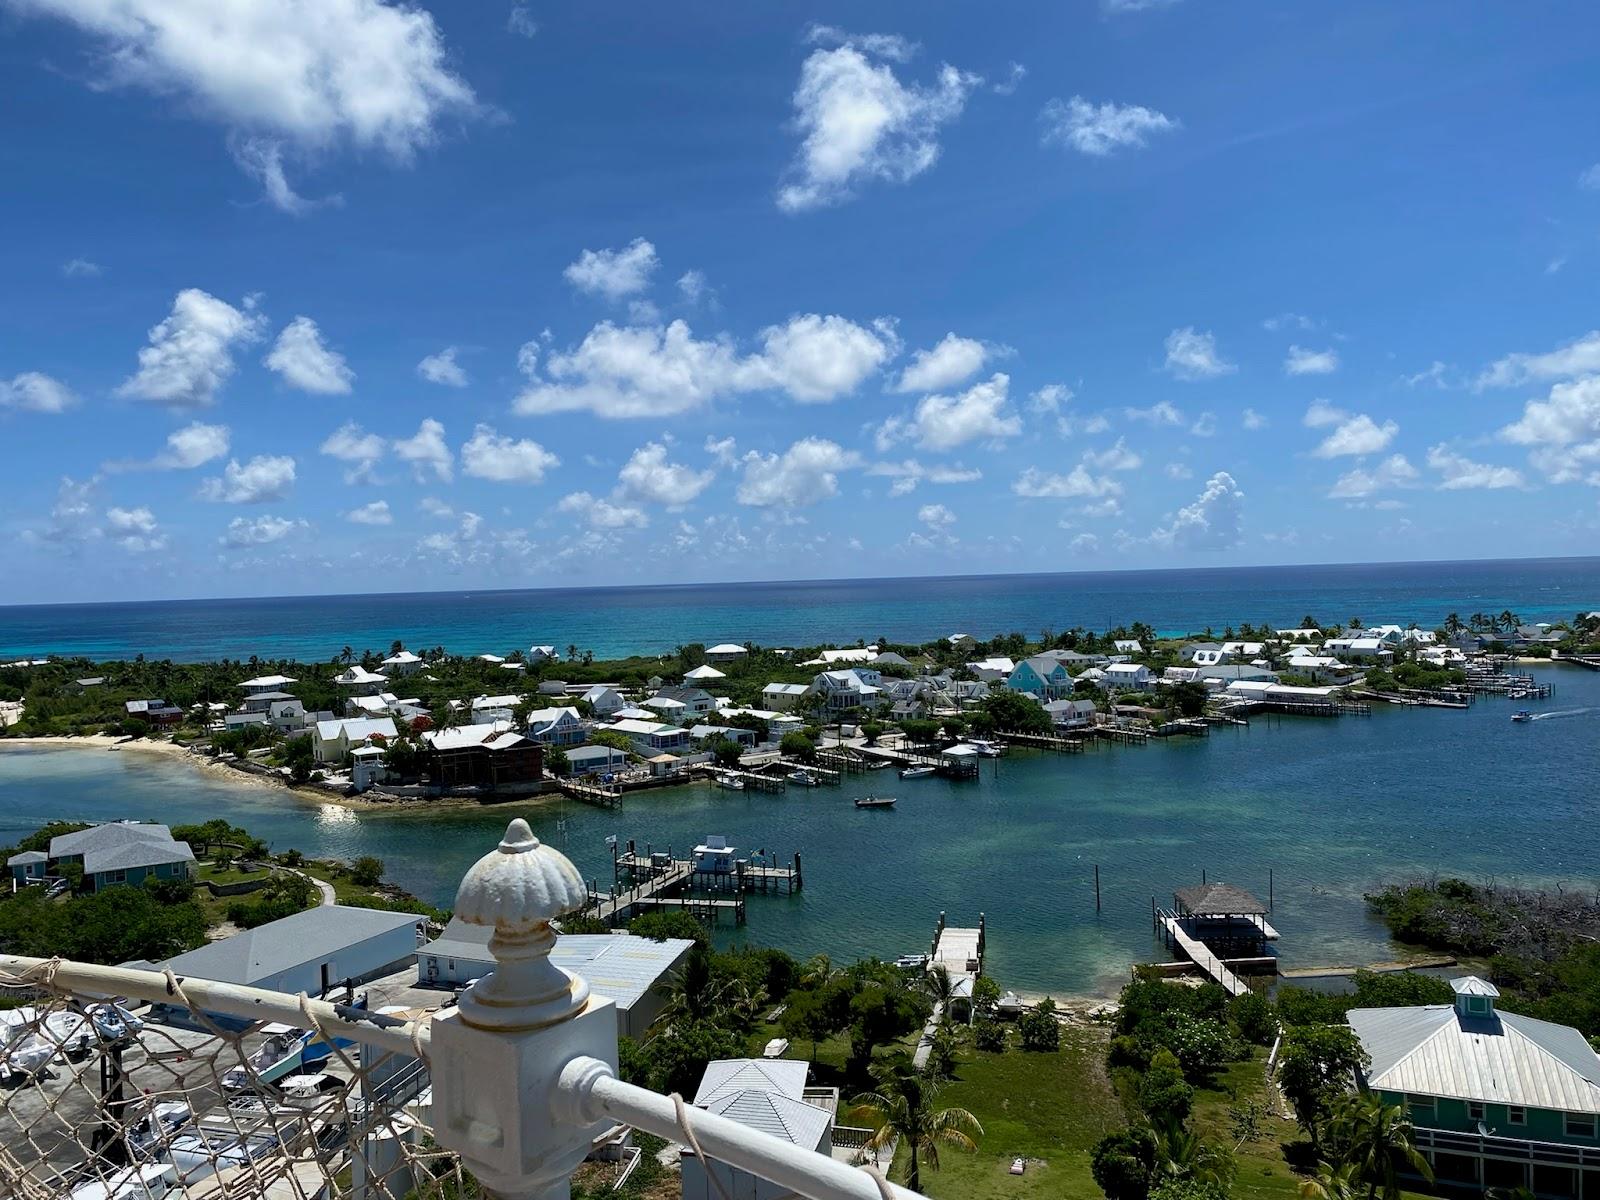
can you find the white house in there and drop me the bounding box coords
[1103,663,1153,691]
[1180,643,1228,665]
[760,683,809,711]
[239,674,297,696]
[680,1059,834,1200]
[528,645,560,663]
[1324,636,1394,663]
[704,643,749,665]
[379,650,423,676]
[1220,641,1265,659]
[350,745,387,791]
[564,744,629,777]
[580,684,625,716]
[267,698,308,732]
[966,657,1016,683]
[333,666,389,695]
[1043,698,1098,729]
[650,686,717,716]
[1197,664,1279,687]
[810,669,885,712]
[683,664,726,682]
[605,718,691,754]
[312,716,398,765]
[525,706,585,747]
[1113,639,1143,655]
[1283,655,1356,684]
[471,694,524,724]
[800,646,878,667]
[642,696,688,720]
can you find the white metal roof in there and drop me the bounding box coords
[423,721,512,750]
[693,1058,809,1105]
[707,644,748,655]
[684,665,726,680]
[700,1089,831,1149]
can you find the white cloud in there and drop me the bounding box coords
[393,418,453,482]
[420,496,454,518]
[1040,96,1178,156]
[417,346,468,387]
[1426,446,1525,491]
[116,289,266,408]
[753,313,897,402]
[894,332,988,393]
[1241,408,1267,430]
[0,372,76,413]
[777,32,980,212]
[867,459,982,496]
[1029,383,1072,414]
[1012,465,1122,499]
[1479,331,1600,389]
[1403,361,1454,389]
[222,515,307,547]
[157,422,229,469]
[345,500,393,525]
[200,455,296,504]
[263,316,354,394]
[1058,413,1112,436]
[880,373,1020,451]
[17,0,478,202]
[737,438,860,508]
[1163,327,1234,380]
[1303,400,1347,428]
[320,421,386,483]
[461,424,559,484]
[230,136,337,214]
[1124,400,1184,425]
[1151,471,1244,550]
[62,257,101,278]
[1102,0,1182,11]
[515,314,892,419]
[705,436,739,467]
[1580,164,1600,191]
[1262,312,1316,333]
[563,238,659,300]
[507,4,537,37]
[104,506,165,553]
[1285,345,1339,376]
[1069,532,1099,552]
[917,503,955,528]
[677,270,711,306]
[993,62,1026,96]
[1328,454,1418,499]
[1499,376,1600,483]
[1082,438,1142,471]
[558,491,648,529]
[1190,411,1217,437]
[1312,414,1398,458]
[617,442,714,506]
[1165,462,1193,480]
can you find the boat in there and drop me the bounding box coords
[970,739,1005,757]
[854,796,896,808]
[867,760,893,770]
[899,765,935,779]
[787,769,818,787]
[1511,710,1533,723]
[717,774,746,791]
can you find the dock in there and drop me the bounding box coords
[1156,911,1249,996]
[930,910,986,981]
[996,730,1087,753]
[556,778,622,809]
[1152,880,1278,996]
[581,837,803,927]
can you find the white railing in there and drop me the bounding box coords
[0,816,918,1200]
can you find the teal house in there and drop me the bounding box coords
[45,822,196,893]
[1005,655,1075,700]
[6,850,48,887]
[1349,976,1600,1198]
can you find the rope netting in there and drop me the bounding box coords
[0,962,474,1200]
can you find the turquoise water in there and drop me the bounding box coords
[5,666,1597,997]
[2,557,1597,663]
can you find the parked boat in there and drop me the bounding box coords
[1511,710,1533,723]
[854,796,896,808]
[970,739,1005,757]
[717,774,746,791]
[787,769,818,787]
[899,765,935,779]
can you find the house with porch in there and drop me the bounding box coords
[124,699,184,727]
[650,685,718,717]
[421,724,544,789]
[580,684,626,717]
[810,669,885,712]
[1324,635,1395,663]
[705,643,749,665]
[1348,976,1600,1199]
[46,822,196,893]
[605,718,691,755]
[761,682,810,711]
[1006,655,1075,700]
[312,716,398,765]
[333,665,389,695]
[380,650,424,676]
[525,706,586,747]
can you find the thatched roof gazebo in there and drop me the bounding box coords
[1173,881,1267,918]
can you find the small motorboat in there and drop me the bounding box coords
[787,769,818,787]
[1511,710,1533,723]
[899,765,935,779]
[717,774,746,791]
[971,739,1005,757]
[855,796,896,809]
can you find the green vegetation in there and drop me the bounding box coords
[0,883,206,962]
[849,1056,983,1194]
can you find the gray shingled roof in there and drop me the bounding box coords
[50,823,195,876]
[161,906,423,985]
[1350,1003,1600,1113]
[1174,881,1267,916]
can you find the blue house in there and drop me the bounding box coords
[1006,655,1075,700]
[6,851,48,887]
[47,823,196,893]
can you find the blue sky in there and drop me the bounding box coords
[3,0,1599,604]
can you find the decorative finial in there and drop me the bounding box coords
[451,818,591,1030]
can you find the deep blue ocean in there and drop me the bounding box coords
[2,557,1597,663]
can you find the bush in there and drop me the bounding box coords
[973,1019,1008,1052]
[1018,998,1061,1051]
[350,856,384,887]
[628,910,710,948]
[779,731,817,763]
[1137,1047,1193,1127]
[1229,991,1276,1045]
[1091,1128,1158,1200]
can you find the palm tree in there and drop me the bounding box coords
[1499,609,1519,634]
[340,646,354,664]
[848,1059,981,1192]
[1156,1125,1235,1189]
[1443,613,1464,639]
[920,963,955,1011]
[1330,1095,1432,1200]
[800,953,842,989]
[1300,1161,1362,1200]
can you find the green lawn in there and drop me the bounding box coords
[1190,1057,1307,1200]
[197,862,272,886]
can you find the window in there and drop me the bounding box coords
[1566,1114,1596,1139]
[1468,1102,1485,1122]
[106,869,127,884]
[1407,1095,1436,1117]
[1468,995,1490,1016]
[1509,1106,1526,1126]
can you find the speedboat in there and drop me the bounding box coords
[1511,710,1533,723]
[971,739,1004,757]
[855,796,896,809]
[717,774,746,791]
[787,769,817,787]
[899,765,935,779]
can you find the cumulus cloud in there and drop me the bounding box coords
[1151,471,1244,550]
[1165,462,1193,480]
[345,500,393,525]
[1426,446,1525,491]
[104,506,165,552]
[1082,439,1142,472]
[563,238,659,300]
[677,270,712,306]
[153,422,230,469]
[878,373,1020,451]
[1312,414,1398,458]
[62,257,101,278]
[1303,400,1346,428]
[617,442,714,506]
[1040,96,1177,156]
[893,333,989,393]
[1328,454,1418,499]
[777,29,980,212]
[1263,312,1316,333]
[1124,400,1184,426]
[1479,330,1600,389]
[200,455,297,503]
[736,438,860,507]
[393,418,453,482]
[1163,327,1234,380]
[0,372,76,413]
[1242,408,1267,430]
[1012,465,1122,499]
[917,503,955,528]
[1284,345,1339,376]
[263,316,354,394]
[1028,383,1073,414]
[867,459,982,496]
[116,289,266,408]
[320,421,386,483]
[417,346,468,387]
[558,491,648,529]
[221,515,308,547]
[1498,375,1600,484]
[461,424,559,484]
[514,314,893,419]
[15,0,479,205]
